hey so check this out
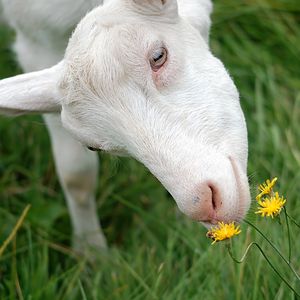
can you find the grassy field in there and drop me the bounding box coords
[0,1,300,299]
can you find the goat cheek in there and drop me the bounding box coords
[152,60,179,89]
[152,70,168,89]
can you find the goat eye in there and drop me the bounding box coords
[150,47,168,72]
[88,146,98,152]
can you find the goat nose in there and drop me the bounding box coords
[190,182,222,223]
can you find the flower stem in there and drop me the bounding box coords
[286,213,300,229]
[227,243,300,297]
[283,207,291,263]
[244,220,300,281]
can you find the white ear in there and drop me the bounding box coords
[0,62,63,116]
[131,0,178,20]
[177,0,213,43]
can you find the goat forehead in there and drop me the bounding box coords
[73,2,180,50]
[64,22,160,93]
[94,21,159,56]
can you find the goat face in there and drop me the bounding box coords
[0,0,251,225]
[60,0,250,225]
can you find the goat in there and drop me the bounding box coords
[0,0,250,252]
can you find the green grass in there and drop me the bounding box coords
[0,1,300,299]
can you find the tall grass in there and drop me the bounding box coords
[0,1,299,299]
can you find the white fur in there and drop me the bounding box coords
[0,0,250,250]
[0,63,62,115]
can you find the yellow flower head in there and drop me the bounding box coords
[206,222,241,244]
[256,192,286,218]
[256,177,278,201]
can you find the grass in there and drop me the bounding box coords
[0,0,299,299]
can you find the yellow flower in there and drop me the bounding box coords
[256,177,278,201]
[206,222,241,244]
[255,192,286,218]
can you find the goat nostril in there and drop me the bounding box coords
[209,185,216,210]
[191,182,223,222]
[208,183,220,211]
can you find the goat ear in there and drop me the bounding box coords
[0,62,63,116]
[131,0,178,20]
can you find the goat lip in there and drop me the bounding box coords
[200,217,242,229]
[200,219,221,228]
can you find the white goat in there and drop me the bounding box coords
[0,0,250,252]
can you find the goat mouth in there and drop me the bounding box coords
[201,220,221,229]
[201,218,242,229]
[198,157,249,229]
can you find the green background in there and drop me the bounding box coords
[0,1,299,299]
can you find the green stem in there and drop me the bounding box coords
[286,213,300,229]
[283,207,292,263]
[227,243,300,297]
[244,220,300,281]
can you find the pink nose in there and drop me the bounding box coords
[189,182,222,223]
